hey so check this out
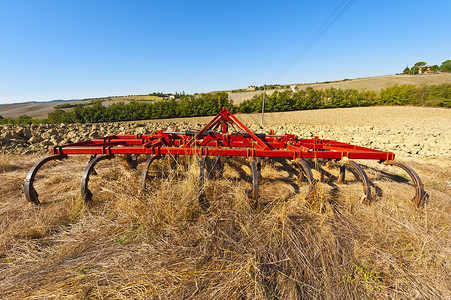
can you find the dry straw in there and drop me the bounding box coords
[0,155,449,299]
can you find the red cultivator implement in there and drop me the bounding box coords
[25,108,427,207]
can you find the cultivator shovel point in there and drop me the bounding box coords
[24,108,428,207]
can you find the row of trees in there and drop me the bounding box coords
[403,60,451,74]
[2,84,450,125]
[238,84,451,114]
[46,92,234,124]
[0,114,42,125]
[46,84,450,124]
[238,88,376,113]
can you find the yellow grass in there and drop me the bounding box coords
[0,154,449,299]
[296,73,451,91]
[113,95,163,101]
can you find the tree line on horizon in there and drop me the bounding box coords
[238,84,451,113]
[1,84,450,125]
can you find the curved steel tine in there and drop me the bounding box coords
[125,154,132,169]
[216,155,224,179]
[140,155,161,190]
[248,157,259,207]
[131,154,139,170]
[337,165,346,184]
[384,160,428,207]
[198,156,209,209]
[125,154,139,170]
[88,154,98,175]
[341,159,372,204]
[24,154,67,205]
[293,159,316,199]
[81,154,114,203]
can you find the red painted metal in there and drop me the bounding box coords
[26,107,429,207]
[51,108,395,161]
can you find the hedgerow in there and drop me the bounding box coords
[1,84,450,125]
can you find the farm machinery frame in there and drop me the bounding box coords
[25,108,428,207]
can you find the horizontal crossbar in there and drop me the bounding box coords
[50,108,395,161]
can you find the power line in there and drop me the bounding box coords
[272,0,349,81]
[261,0,355,126]
[270,0,355,83]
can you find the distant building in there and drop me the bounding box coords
[418,65,434,74]
[247,85,256,91]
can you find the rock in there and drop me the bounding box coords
[135,127,146,134]
[403,137,419,149]
[3,131,19,139]
[41,128,57,139]
[51,136,63,145]
[23,128,32,139]
[41,140,54,147]
[90,132,101,139]
[29,136,43,144]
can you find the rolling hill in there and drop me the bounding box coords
[1,73,450,119]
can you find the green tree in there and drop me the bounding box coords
[414,61,427,67]
[70,105,86,123]
[403,66,410,74]
[378,84,417,105]
[48,109,68,123]
[430,65,439,72]
[439,60,451,72]
[17,115,33,124]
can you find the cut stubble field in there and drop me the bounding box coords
[0,106,450,299]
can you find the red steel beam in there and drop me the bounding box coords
[50,108,395,161]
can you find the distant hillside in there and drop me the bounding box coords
[0,95,164,119]
[1,73,450,119]
[228,73,451,104]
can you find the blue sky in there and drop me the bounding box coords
[0,0,450,104]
